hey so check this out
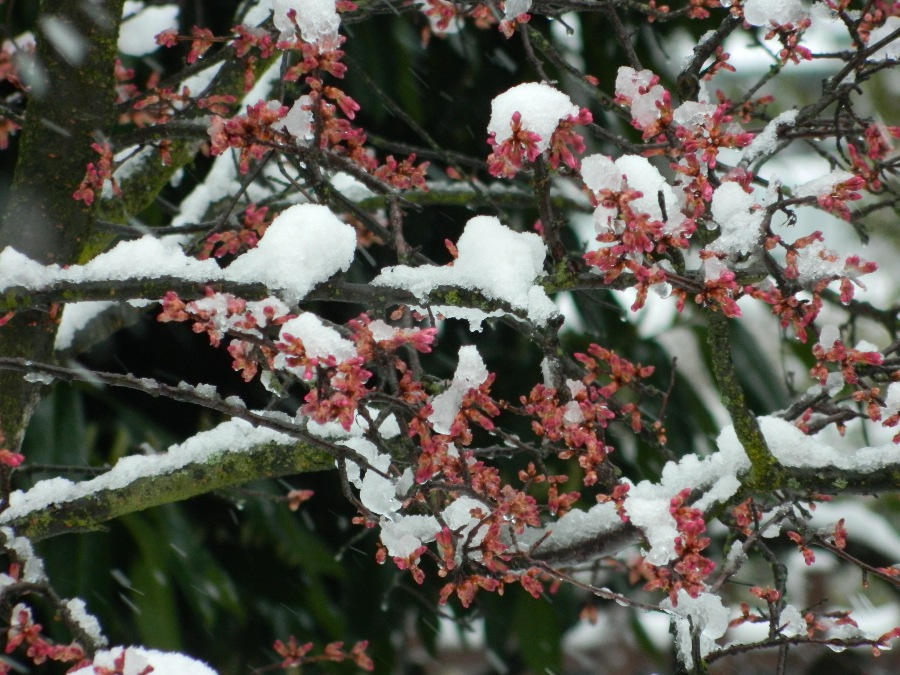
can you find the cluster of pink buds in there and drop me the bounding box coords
[4,604,86,671]
[272,636,373,671]
[72,143,120,206]
[640,488,715,603]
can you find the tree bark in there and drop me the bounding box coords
[0,0,125,453]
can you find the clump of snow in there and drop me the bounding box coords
[883,382,900,418]
[380,515,438,559]
[378,494,489,562]
[504,0,533,19]
[0,248,62,288]
[661,590,729,670]
[272,0,340,48]
[673,101,717,130]
[615,67,666,129]
[741,110,798,165]
[372,216,557,326]
[276,313,357,369]
[581,154,623,193]
[70,646,218,675]
[0,236,221,293]
[88,237,213,280]
[793,170,856,198]
[708,182,766,258]
[227,204,357,302]
[522,501,620,559]
[343,437,401,516]
[119,2,179,56]
[65,598,107,646]
[488,83,580,153]
[278,95,314,142]
[867,16,900,61]
[742,0,806,27]
[793,239,844,285]
[581,153,688,236]
[429,346,489,435]
[1,528,45,582]
[817,324,840,349]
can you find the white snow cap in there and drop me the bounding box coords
[272,0,340,48]
[227,203,357,302]
[372,215,557,326]
[742,0,807,27]
[70,646,217,675]
[488,82,580,152]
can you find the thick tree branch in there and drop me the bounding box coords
[0,435,334,541]
[0,0,125,452]
[706,312,784,490]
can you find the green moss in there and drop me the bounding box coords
[8,439,334,541]
[706,312,784,491]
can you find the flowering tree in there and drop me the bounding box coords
[1,0,900,672]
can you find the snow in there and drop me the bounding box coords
[883,382,900,418]
[741,110,799,165]
[277,313,357,364]
[429,346,489,435]
[504,0,532,19]
[673,101,717,130]
[0,528,45,582]
[525,501,620,559]
[272,0,340,48]
[0,237,218,288]
[581,154,623,193]
[70,646,217,675]
[38,15,87,66]
[278,95,314,142]
[372,215,557,326]
[866,16,900,61]
[794,169,856,199]
[119,3,179,56]
[742,0,806,27]
[65,598,107,647]
[615,67,666,129]
[342,437,400,516]
[581,153,688,236]
[226,204,357,302]
[661,590,729,670]
[488,83,580,152]
[380,515,438,558]
[536,413,900,567]
[708,181,767,258]
[793,239,844,285]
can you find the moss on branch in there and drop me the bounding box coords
[2,439,334,541]
[706,311,784,491]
